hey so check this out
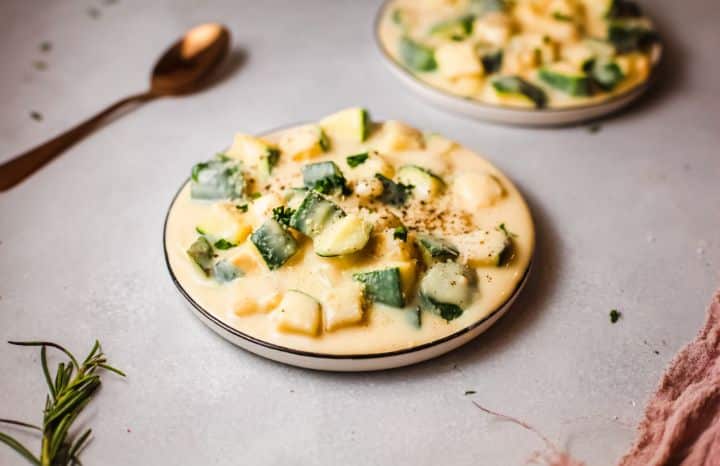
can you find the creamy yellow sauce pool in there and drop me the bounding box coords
[378,0,660,109]
[165,109,534,355]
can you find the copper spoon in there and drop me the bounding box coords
[0,23,231,191]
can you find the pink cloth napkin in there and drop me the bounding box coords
[618,289,720,466]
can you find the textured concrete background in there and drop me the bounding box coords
[0,1,718,464]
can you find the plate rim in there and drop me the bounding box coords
[163,180,534,361]
[372,0,663,116]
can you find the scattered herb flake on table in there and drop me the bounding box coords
[610,309,622,323]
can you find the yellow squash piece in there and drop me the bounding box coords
[319,107,371,143]
[196,203,252,244]
[323,281,365,332]
[375,120,425,153]
[272,290,321,336]
[278,124,329,161]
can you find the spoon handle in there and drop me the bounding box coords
[0,91,155,191]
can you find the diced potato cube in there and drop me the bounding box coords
[435,42,484,79]
[229,242,264,273]
[473,13,513,46]
[385,260,418,299]
[232,281,283,316]
[248,192,284,228]
[278,124,328,161]
[424,133,457,156]
[226,134,278,165]
[272,290,321,336]
[375,121,425,153]
[323,281,365,332]
[371,228,417,262]
[345,152,395,181]
[453,172,505,210]
[197,203,252,244]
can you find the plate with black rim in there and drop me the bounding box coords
[163,117,535,371]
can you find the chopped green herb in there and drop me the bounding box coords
[272,206,296,227]
[610,309,622,323]
[213,239,236,250]
[29,111,43,121]
[39,41,52,52]
[393,226,408,242]
[587,124,602,134]
[195,226,207,235]
[498,223,518,238]
[346,152,369,168]
[552,11,572,21]
[392,8,403,25]
[236,204,249,212]
[249,192,262,199]
[33,60,47,71]
[464,390,477,395]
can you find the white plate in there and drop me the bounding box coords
[373,0,662,127]
[163,183,533,372]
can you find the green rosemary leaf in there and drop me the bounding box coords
[45,380,99,426]
[0,431,40,465]
[68,428,92,460]
[8,341,80,370]
[0,419,42,431]
[97,363,126,377]
[83,341,101,366]
[41,346,56,401]
[54,362,65,394]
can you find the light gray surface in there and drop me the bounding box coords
[0,0,718,464]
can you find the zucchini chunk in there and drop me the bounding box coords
[407,307,422,329]
[396,165,445,200]
[491,76,548,108]
[586,58,625,91]
[190,156,245,200]
[428,14,475,40]
[213,260,243,283]
[289,191,345,238]
[314,214,373,257]
[419,262,474,321]
[606,0,642,18]
[450,228,512,267]
[481,50,503,74]
[302,161,348,194]
[273,290,321,336]
[353,267,405,308]
[607,19,658,53]
[399,36,437,72]
[187,236,214,276]
[416,233,460,265]
[250,219,299,270]
[319,107,371,143]
[374,174,412,206]
[469,0,507,16]
[538,64,593,97]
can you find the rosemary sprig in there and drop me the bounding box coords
[0,340,124,466]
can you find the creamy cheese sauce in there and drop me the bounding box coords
[165,115,534,355]
[378,0,660,109]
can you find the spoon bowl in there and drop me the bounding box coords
[151,23,231,96]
